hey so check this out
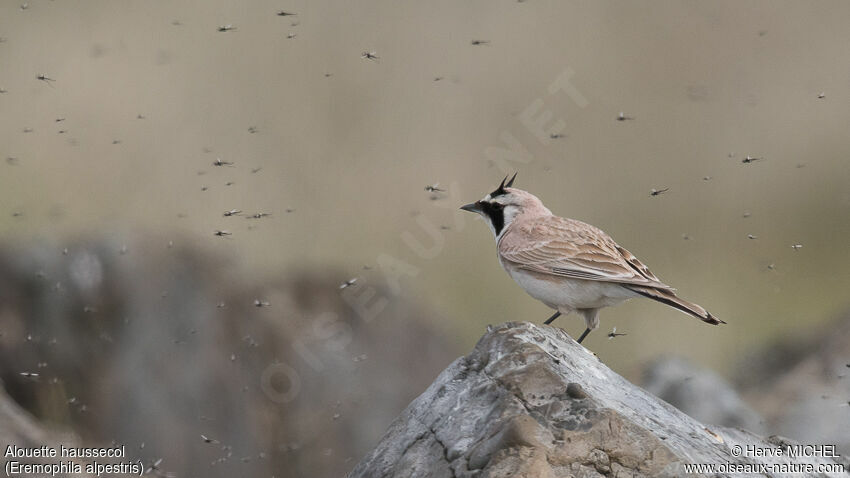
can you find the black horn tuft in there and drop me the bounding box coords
[491,176,507,197]
[491,173,517,197]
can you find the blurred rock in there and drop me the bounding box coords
[0,238,459,478]
[735,311,850,455]
[0,386,91,477]
[642,356,764,432]
[348,322,847,478]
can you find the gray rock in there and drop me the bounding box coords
[736,311,850,456]
[642,356,765,432]
[348,322,848,478]
[0,387,92,477]
[0,239,459,478]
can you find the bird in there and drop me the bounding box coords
[460,174,723,344]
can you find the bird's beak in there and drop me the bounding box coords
[460,202,481,213]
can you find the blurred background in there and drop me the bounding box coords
[0,0,848,476]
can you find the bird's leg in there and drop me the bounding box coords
[576,308,599,343]
[543,311,561,325]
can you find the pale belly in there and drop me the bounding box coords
[505,267,637,311]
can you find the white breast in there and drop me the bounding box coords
[503,264,637,312]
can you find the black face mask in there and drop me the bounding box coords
[479,201,506,236]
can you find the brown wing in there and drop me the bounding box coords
[498,215,672,289]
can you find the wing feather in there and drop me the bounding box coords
[499,216,672,288]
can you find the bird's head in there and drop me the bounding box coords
[460,173,551,240]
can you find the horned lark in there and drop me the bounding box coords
[461,174,723,343]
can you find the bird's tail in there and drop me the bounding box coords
[625,285,725,325]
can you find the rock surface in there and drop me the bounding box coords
[0,387,92,477]
[348,322,848,478]
[0,239,459,478]
[735,311,850,456]
[642,356,765,433]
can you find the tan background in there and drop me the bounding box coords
[2,0,849,380]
